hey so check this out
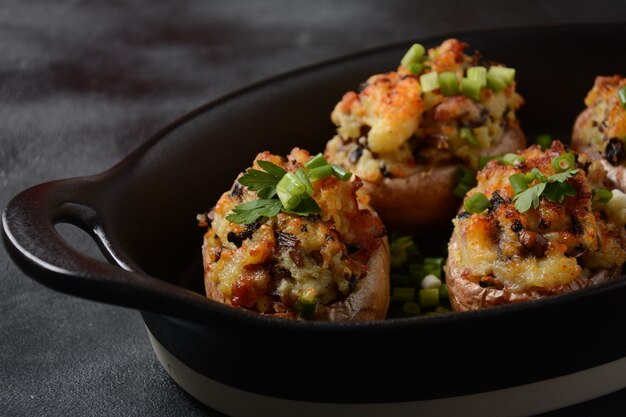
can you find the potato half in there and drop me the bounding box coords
[325,39,526,232]
[444,141,626,311]
[200,148,390,321]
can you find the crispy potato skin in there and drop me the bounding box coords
[316,237,389,321]
[445,141,626,311]
[364,123,525,231]
[201,149,390,321]
[446,223,622,312]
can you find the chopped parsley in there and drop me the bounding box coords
[226,154,351,224]
[511,166,579,213]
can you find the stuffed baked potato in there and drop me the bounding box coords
[324,38,526,231]
[446,141,626,311]
[199,148,389,320]
[572,75,626,192]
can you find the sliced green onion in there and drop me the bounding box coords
[305,153,329,170]
[502,153,524,166]
[618,86,626,109]
[277,172,306,196]
[486,72,507,92]
[488,66,516,85]
[330,164,352,181]
[454,166,477,198]
[459,127,478,146]
[439,283,449,301]
[276,173,306,209]
[295,168,315,196]
[535,134,553,150]
[478,155,501,169]
[467,66,487,88]
[464,192,490,213]
[438,71,459,96]
[551,153,576,172]
[284,194,301,210]
[402,302,421,316]
[460,77,481,101]
[401,43,426,68]
[593,188,613,204]
[408,62,423,75]
[420,71,440,93]
[509,173,529,194]
[525,171,536,182]
[419,288,440,309]
[392,287,416,302]
[308,164,333,181]
[294,296,317,319]
[530,167,547,182]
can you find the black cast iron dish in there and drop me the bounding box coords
[4,24,626,417]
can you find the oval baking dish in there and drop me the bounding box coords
[4,24,626,417]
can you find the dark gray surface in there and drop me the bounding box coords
[2,1,626,416]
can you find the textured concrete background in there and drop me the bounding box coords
[2,1,626,416]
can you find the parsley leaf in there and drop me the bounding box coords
[542,181,576,203]
[547,169,579,183]
[237,161,286,199]
[225,199,282,224]
[512,168,579,213]
[513,182,546,213]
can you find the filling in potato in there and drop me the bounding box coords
[325,38,525,182]
[199,148,386,319]
[452,141,626,294]
[573,75,626,165]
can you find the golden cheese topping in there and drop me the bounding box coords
[453,141,626,294]
[201,148,385,317]
[325,38,525,182]
[574,75,626,164]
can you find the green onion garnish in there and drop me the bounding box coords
[294,296,317,319]
[330,164,352,181]
[408,62,423,75]
[618,86,626,109]
[488,66,516,85]
[551,153,576,172]
[401,43,426,68]
[467,66,487,88]
[525,171,536,182]
[460,77,481,101]
[438,71,459,96]
[464,192,490,213]
[502,153,524,167]
[308,164,333,181]
[439,283,449,301]
[295,168,315,196]
[305,153,329,170]
[478,155,501,169]
[454,166,477,198]
[535,134,553,150]
[402,302,421,316]
[509,173,529,194]
[459,127,478,146]
[486,72,507,92]
[420,71,440,93]
[593,188,613,204]
[419,288,440,309]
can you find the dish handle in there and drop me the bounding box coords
[2,178,216,320]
